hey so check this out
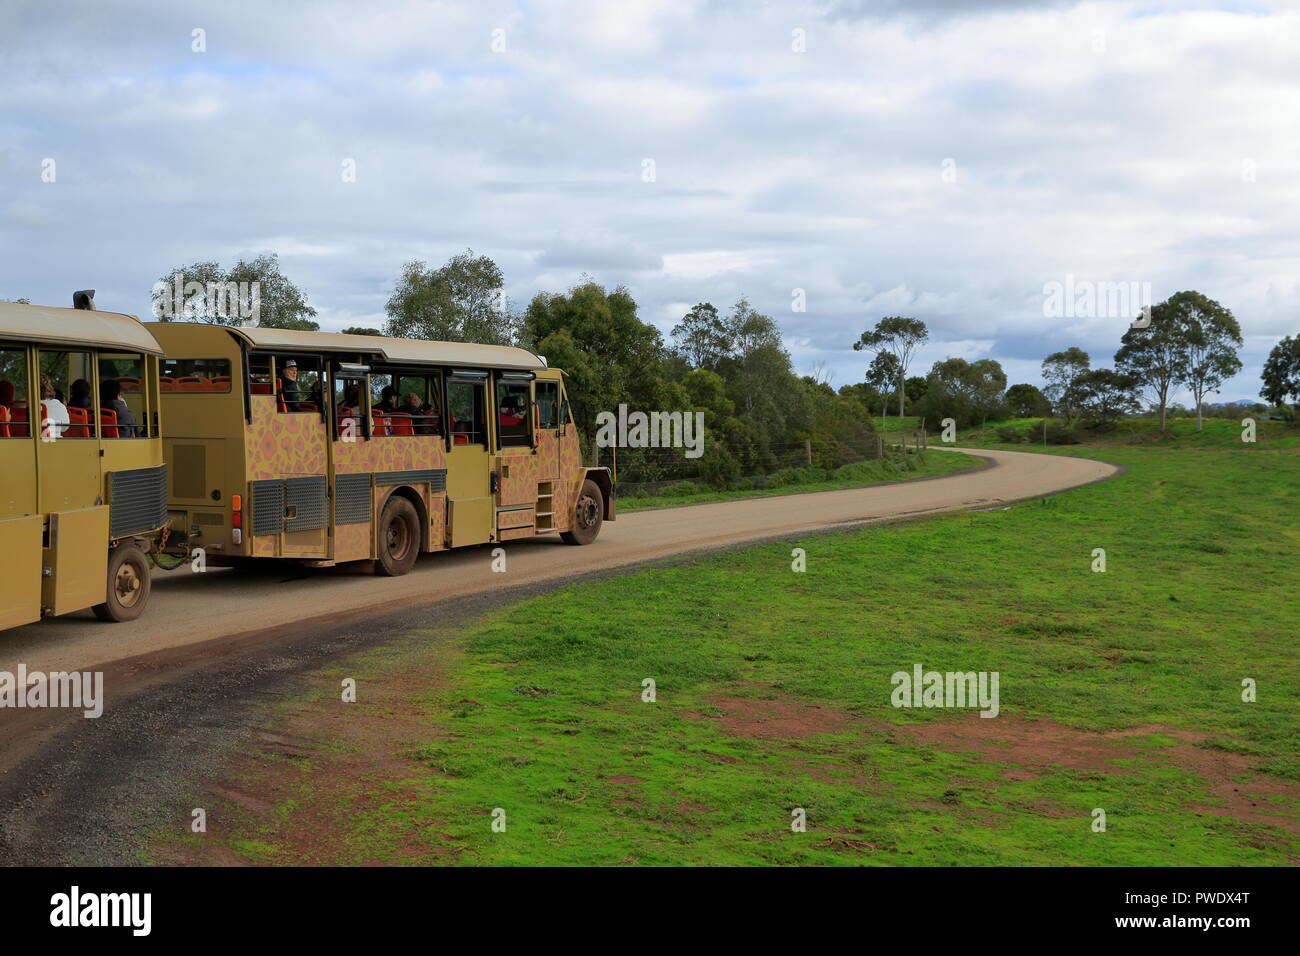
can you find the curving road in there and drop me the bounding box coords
[0,448,1116,676]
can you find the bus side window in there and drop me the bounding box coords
[0,346,30,438]
[333,376,366,441]
[535,381,559,429]
[37,349,94,439]
[98,352,149,438]
[446,378,486,446]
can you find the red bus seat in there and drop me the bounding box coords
[99,408,118,438]
[250,381,273,395]
[0,404,9,438]
[387,412,415,435]
[8,402,27,438]
[65,406,91,438]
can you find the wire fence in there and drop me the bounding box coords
[597,429,929,493]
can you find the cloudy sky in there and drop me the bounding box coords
[3,0,1297,401]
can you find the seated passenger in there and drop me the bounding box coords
[39,373,70,438]
[0,380,13,408]
[101,379,138,436]
[402,391,437,433]
[372,385,399,415]
[69,379,93,409]
[499,403,523,427]
[278,359,304,410]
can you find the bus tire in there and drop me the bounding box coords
[561,479,604,546]
[375,495,420,576]
[92,544,152,622]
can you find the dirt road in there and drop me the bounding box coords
[0,447,1116,676]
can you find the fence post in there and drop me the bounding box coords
[805,438,812,467]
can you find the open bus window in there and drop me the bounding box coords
[446,377,487,446]
[535,380,559,429]
[161,357,231,393]
[368,371,442,437]
[97,353,149,438]
[495,377,532,447]
[0,347,29,439]
[38,350,94,440]
[272,355,322,413]
[333,375,367,441]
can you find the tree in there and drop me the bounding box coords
[1167,291,1242,432]
[852,316,929,418]
[341,326,382,336]
[671,302,728,369]
[155,253,320,330]
[1261,334,1300,414]
[919,357,1007,430]
[384,250,519,345]
[1005,383,1050,418]
[522,280,666,443]
[904,376,928,406]
[1115,300,1186,432]
[863,352,901,419]
[1041,348,1091,423]
[1075,368,1140,426]
[1,297,31,304]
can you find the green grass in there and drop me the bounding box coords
[619,449,977,512]
[159,443,1300,866]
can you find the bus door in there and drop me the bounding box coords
[444,372,492,547]
[534,378,562,481]
[0,343,42,629]
[36,348,100,512]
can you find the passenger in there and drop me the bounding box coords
[39,373,69,438]
[372,385,399,415]
[402,391,437,434]
[278,358,303,409]
[0,380,13,407]
[69,378,93,409]
[101,379,138,436]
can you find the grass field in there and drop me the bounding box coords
[152,439,1300,866]
[618,449,977,512]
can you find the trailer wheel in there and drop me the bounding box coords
[561,479,604,546]
[92,544,152,622]
[375,495,420,576]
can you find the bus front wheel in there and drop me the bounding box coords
[375,495,420,576]
[561,479,604,546]
[92,544,152,622]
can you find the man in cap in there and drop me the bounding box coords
[279,357,304,410]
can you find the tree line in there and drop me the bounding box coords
[847,291,1300,435]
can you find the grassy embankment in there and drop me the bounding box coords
[151,430,1299,866]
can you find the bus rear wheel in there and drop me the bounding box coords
[375,495,420,576]
[561,479,604,546]
[93,544,151,622]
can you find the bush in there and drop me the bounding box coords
[660,481,702,497]
[1031,420,1080,445]
[698,445,742,490]
[996,425,1028,443]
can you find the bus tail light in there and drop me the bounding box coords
[231,494,243,545]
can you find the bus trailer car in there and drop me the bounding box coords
[0,296,169,628]
[146,322,613,578]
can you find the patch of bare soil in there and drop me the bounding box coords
[150,645,461,867]
[700,691,1300,838]
[699,689,853,739]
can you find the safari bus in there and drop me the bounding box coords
[0,296,170,628]
[146,323,614,575]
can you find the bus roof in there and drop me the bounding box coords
[0,302,164,356]
[222,325,548,371]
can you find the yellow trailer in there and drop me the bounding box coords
[147,323,613,574]
[0,296,169,629]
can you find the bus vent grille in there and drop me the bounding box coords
[285,476,329,532]
[374,468,447,492]
[250,479,284,536]
[108,465,168,537]
[335,473,372,525]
